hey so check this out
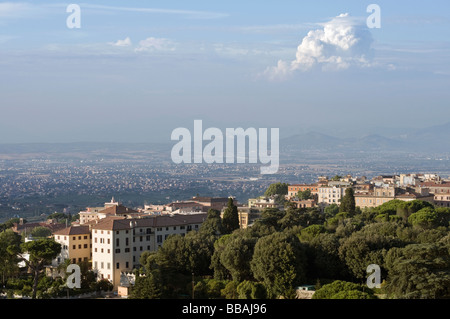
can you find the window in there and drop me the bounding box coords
[116,263,120,269]
[157,235,162,243]
[116,238,120,246]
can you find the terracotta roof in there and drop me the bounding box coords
[419,181,450,187]
[98,205,139,215]
[13,221,66,233]
[91,213,207,231]
[53,225,90,236]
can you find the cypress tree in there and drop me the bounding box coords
[339,188,356,215]
[222,197,240,234]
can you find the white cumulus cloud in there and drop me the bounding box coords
[264,13,374,80]
[135,37,176,52]
[111,37,132,47]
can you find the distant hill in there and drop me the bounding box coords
[281,122,450,153]
[0,122,448,159]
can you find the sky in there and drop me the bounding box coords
[0,0,449,143]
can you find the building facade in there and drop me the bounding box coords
[91,213,207,289]
[287,184,319,198]
[53,225,92,266]
[318,185,350,205]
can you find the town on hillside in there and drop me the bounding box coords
[2,172,450,299]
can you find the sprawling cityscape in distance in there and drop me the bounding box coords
[1,124,449,224]
[1,1,450,314]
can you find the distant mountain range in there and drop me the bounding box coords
[281,122,450,153]
[0,122,448,158]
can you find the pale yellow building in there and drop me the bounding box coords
[355,186,434,209]
[53,225,92,266]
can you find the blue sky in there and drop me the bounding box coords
[0,1,449,143]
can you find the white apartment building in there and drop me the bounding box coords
[91,213,207,289]
[318,185,350,205]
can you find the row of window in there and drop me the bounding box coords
[94,261,130,270]
[63,244,90,250]
[56,257,88,264]
[94,246,151,254]
[56,235,90,241]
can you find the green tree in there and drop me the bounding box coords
[396,200,433,221]
[264,182,289,197]
[30,226,52,239]
[236,280,267,299]
[306,232,346,281]
[264,182,289,205]
[129,271,162,299]
[211,231,257,282]
[324,204,339,218]
[221,281,239,299]
[19,238,61,299]
[0,229,22,285]
[200,208,225,236]
[153,231,215,276]
[408,207,438,229]
[339,188,355,215]
[222,198,240,234]
[312,280,376,299]
[384,242,450,299]
[338,224,404,281]
[297,189,312,200]
[250,231,307,298]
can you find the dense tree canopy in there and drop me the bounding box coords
[3,195,445,300]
